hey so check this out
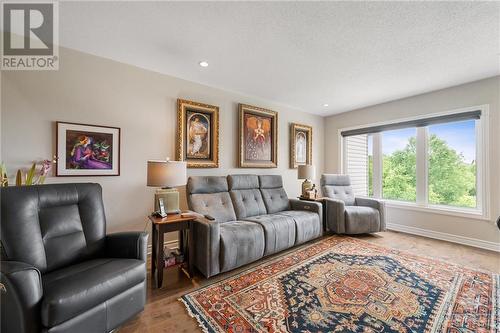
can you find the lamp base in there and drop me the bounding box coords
[155,188,180,214]
[301,179,313,197]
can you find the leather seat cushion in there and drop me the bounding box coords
[41,258,146,327]
[219,221,265,273]
[344,206,380,234]
[276,210,322,245]
[243,214,296,256]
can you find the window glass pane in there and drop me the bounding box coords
[345,134,369,196]
[428,120,476,208]
[382,128,417,201]
[368,135,373,197]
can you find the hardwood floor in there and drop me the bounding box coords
[118,231,499,333]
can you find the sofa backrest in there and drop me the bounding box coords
[187,176,237,222]
[258,175,290,213]
[228,175,267,219]
[321,174,355,205]
[0,183,106,273]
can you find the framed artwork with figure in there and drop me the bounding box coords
[290,123,312,168]
[56,121,121,176]
[238,104,278,168]
[176,99,219,168]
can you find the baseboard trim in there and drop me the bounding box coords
[387,223,500,252]
[147,240,179,255]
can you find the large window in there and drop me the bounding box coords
[382,128,416,202]
[342,108,485,215]
[428,120,476,208]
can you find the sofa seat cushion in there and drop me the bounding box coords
[219,221,265,273]
[41,258,145,327]
[276,210,322,245]
[344,206,380,234]
[243,214,295,256]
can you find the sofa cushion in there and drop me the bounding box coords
[41,258,145,327]
[344,206,380,234]
[228,174,259,190]
[277,210,322,245]
[189,192,236,223]
[230,189,267,219]
[258,175,284,189]
[188,176,228,194]
[260,188,290,213]
[219,221,265,273]
[321,174,355,206]
[243,214,296,256]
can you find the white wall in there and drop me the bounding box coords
[325,76,500,247]
[1,47,325,241]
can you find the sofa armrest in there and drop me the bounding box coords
[106,232,148,261]
[289,199,323,227]
[192,217,221,278]
[355,197,386,231]
[323,198,346,234]
[1,261,43,333]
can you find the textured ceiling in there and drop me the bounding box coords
[59,2,500,116]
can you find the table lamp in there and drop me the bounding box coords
[147,159,187,214]
[298,164,316,197]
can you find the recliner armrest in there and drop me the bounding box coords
[355,197,386,231]
[1,261,43,333]
[323,198,346,234]
[106,232,148,261]
[290,199,324,232]
[192,217,221,278]
[290,198,322,220]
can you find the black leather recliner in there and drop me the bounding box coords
[0,183,148,333]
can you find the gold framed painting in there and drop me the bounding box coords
[176,99,219,168]
[290,123,312,168]
[238,104,278,168]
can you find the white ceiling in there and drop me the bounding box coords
[59,1,500,116]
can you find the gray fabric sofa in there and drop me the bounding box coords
[187,174,323,278]
[321,174,386,234]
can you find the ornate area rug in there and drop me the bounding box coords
[180,236,499,333]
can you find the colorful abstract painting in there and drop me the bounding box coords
[56,122,120,176]
[180,236,499,333]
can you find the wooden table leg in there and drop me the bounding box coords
[179,229,184,254]
[156,226,164,288]
[151,224,156,278]
[188,221,194,277]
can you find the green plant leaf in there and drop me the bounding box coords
[16,170,22,186]
[25,163,36,186]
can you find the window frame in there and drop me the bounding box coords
[339,105,490,221]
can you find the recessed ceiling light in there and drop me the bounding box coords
[323,104,329,107]
[199,61,209,67]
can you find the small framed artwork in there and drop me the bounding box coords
[290,123,312,168]
[238,104,278,168]
[176,99,219,168]
[56,122,120,176]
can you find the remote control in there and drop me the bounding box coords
[204,214,215,221]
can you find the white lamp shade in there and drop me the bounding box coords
[297,164,316,180]
[147,160,187,187]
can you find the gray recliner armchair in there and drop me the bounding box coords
[321,174,386,234]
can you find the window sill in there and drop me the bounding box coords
[383,200,490,221]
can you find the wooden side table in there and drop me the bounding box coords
[149,214,196,288]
